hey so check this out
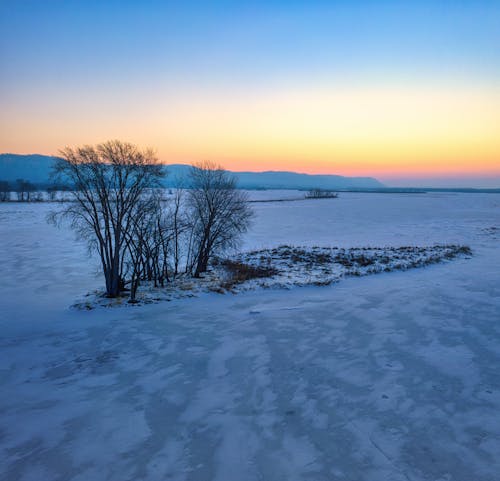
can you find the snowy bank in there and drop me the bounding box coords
[75,244,471,308]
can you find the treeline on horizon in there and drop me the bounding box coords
[1,177,499,203]
[0,178,72,202]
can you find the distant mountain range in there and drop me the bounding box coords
[0,153,384,190]
[163,164,384,190]
[0,154,56,185]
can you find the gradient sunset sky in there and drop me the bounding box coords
[1,0,499,186]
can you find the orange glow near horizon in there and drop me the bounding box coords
[1,83,499,180]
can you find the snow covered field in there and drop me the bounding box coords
[1,192,500,481]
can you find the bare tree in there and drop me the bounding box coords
[124,197,159,302]
[50,140,164,297]
[15,178,36,201]
[165,181,192,278]
[305,188,338,199]
[0,181,10,202]
[46,184,58,201]
[124,193,181,301]
[187,161,253,277]
[46,182,70,202]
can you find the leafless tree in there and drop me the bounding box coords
[0,181,10,201]
[187,161,253,277]
[305,188,338,199]
[46,185,58,201]
[170,188,184,277]
[15,178,36,201]
[46,183,71,202]
[164,182,192,278]
[124,193,182,301]
[50,140,164,297]
[124,197,159,301]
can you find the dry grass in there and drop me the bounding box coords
[219,260,279,290]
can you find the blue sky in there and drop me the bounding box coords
[2,1,499,88]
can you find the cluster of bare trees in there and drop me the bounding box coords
[305,188,338,199]
[15,179,37,201]
[46,183,71,201]
[51,141,253,301]
[0,181,9,201]
[123,192,189,301]
[0,178,39,202]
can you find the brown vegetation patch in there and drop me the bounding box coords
[219,260,279,290]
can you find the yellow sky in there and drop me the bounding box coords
[1,83,499,177]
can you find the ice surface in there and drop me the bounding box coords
[1,192,499,481]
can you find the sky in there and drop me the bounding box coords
[0,0,499,187]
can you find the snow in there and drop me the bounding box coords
[1,192,500,481]
[72,244,472,307]
[225,244,471,289]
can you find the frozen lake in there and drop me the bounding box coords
[1,192,500,480]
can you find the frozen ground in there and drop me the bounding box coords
[1,192,499,481]
[76,244,472,308]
